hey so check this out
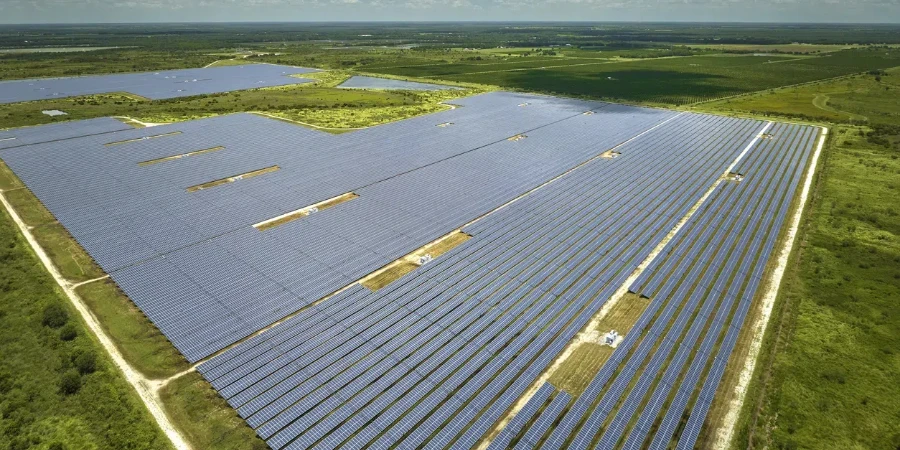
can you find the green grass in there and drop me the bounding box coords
[4,188,55,227]
[733,127,900,450]
[76,280,189,380]
[31,223,106,282]
[698,68,900,125]
[160,373,267,450]
[0,199,171,450]
[0,48,218,80]
[364,48,900,105]
[0,161,23,191]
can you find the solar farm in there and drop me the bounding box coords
[0,89,820,450]
[337,76,461,91]
[0,63,318,103]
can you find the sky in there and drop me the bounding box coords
[0,0,898,24]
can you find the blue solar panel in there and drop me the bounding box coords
[0,64,319,104]
[1,88,820,450]
[338,75,461,91]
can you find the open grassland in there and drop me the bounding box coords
[0,70,487,131]
[697,67,900,125]
[732,127,900,450]
[364,48,900,105]
[0,195,171,450]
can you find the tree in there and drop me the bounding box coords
[59,324,77,341]
[42,303,68,329]
[60,370,81,395]
[74,352,97,375]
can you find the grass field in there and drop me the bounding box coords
[363,48,900,105]
[0,48,218,80]
[698,67,900,125]
[678,43,860,54]
[0,195,171,450]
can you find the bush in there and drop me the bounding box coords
[41,303,68,328]
[59,370,81,395]
[74,352,97,375]
[59,323,77,341]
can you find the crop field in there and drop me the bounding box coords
[1,87,820,450]
[362,49,900,104]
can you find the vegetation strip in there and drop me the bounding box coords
[360,230,472,291]
[105,131,182,146]
[253,192,358,231]
[186,165,279,192]
[138,146,225,166]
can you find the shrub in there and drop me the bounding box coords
[42,303,68,328]
[74,352,97,375]
[59,324,77,341]
[59,370,81,395]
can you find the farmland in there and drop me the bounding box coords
[0,22,897,450]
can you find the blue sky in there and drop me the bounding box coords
[1,0,898,24]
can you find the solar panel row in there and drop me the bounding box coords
[0,64,319,104]
[197,112,768,449]
[338,76,461,91]
[528,123,817,450]
[0,117,132,149]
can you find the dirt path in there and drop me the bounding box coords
[811,93,868,122]
[712,127,828,449]
[0,191,193,450]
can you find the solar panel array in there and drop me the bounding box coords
[0,64,318,104]
[196,113,795,450]
[513,123,817,450]
[0,117,131,149]
[338,76,461,91]
[1,92,674,361]
[1,89,818,449]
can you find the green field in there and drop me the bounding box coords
[0,48,218,80]
[364,48,900,105]
[699,67,900,126]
